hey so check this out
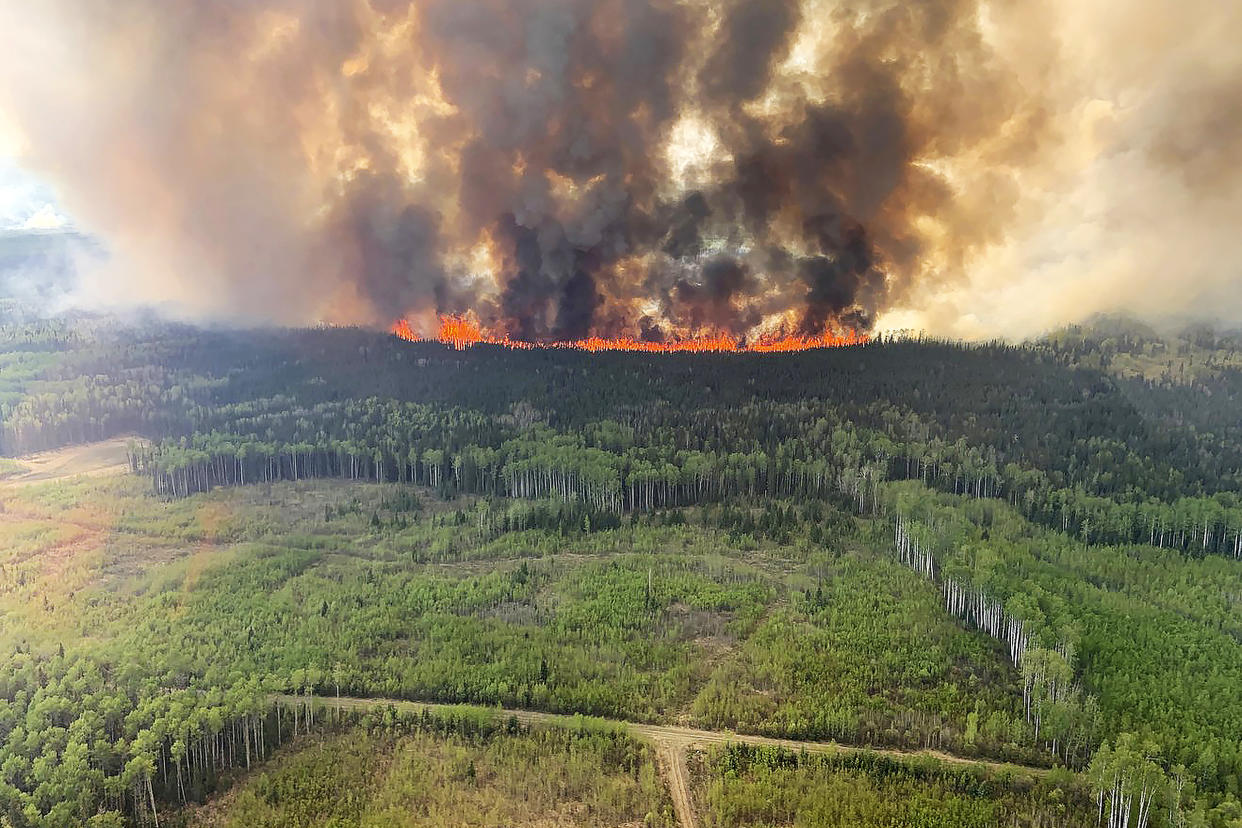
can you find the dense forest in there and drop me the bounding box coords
[1,306,1241,826]
[7,313,1241,554]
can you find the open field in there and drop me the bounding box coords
[0,436,133,486]
[687,743,1094,828]
[187,714,676,828]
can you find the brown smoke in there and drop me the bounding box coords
[0,0,1239,339]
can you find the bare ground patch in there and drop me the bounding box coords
[2,437,136,487]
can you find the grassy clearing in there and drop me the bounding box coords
[0,476,1033,754]
[189,717,675,828]
[691,743,1092,828]
[689,547,1030,762]
[0,456,28,479]
[0,436,133,485]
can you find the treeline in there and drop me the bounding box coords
[889,443,1242,557]
[892,518,1101,768]
[0,647,463,828]
[123,397,1242,561]
[0,648,294,828]
[882,482,1242,804]
[8,317,1242,504]
[8,318,1242,560]
[126,410,867,514]
[1,370,193,455]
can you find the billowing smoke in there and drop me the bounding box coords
[0,0,1239,340]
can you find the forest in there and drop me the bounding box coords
[1,306,1241,826]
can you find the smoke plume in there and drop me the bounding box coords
[0,0,1239,340]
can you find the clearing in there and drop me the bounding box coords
[1,437,135,486]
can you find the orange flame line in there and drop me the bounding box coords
[390,315,867,353]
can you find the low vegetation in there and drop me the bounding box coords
[692,743,1093,828]
[189,707,675,828]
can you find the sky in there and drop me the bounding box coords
[0,159,70,232]
[0,111,61,230]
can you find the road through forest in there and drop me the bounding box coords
[276,694,1052,828]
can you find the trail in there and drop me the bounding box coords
[658,740,696,828]
[276,694,1052,828]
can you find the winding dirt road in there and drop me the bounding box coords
[276,694,1049,827]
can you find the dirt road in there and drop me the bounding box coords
[658,740,697,828]
[276,694,1050,828]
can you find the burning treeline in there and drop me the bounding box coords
[0,0,1053,341]
[391,314,866,352]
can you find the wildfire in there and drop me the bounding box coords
[390,315,867,353]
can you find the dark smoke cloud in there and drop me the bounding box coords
[2,0,1237,339]
[671,255,759,333]
[328,172,446,318]
[698,0,802,106]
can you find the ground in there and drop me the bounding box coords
[0,436,132,486]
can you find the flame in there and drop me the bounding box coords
[390,315,866,352]
[436,314,485,349]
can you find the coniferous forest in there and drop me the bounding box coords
[2,307,1242,826]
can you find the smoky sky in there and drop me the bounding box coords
[1,0,1239,340]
